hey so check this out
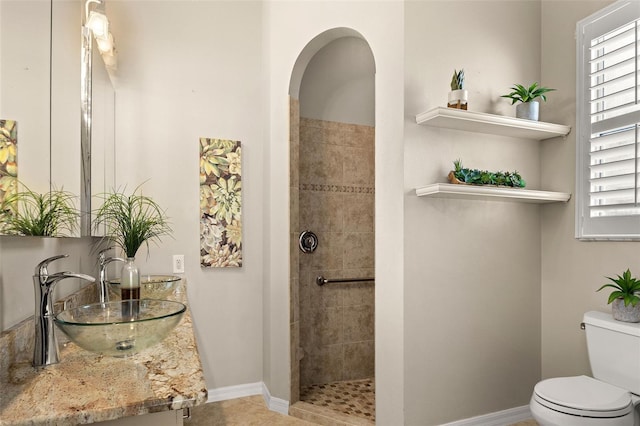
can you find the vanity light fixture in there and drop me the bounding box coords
[84,0,117,67]
[85,0,108,35]
[95,32,114,54]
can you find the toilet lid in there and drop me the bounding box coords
[535,376,632,415]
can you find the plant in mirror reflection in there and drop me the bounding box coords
[0,183,78,237]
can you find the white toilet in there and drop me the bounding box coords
[530,311,640,425]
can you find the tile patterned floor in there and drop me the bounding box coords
[300,378,375,422]
[188,394,538,426]
[188,395,316,426]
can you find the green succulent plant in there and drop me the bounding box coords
[0,185,78,237]
[450,69,465,91]
[451,160,525,188]
[597,269,640,307]
[93,184,172,258]
[501,82,555,104]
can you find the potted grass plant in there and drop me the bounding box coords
[93,185,172,308]
[0,185,78,237]
[596,269,640,323]
[500,82,555,121]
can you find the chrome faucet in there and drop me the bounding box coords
[98,248,124,304]
[33,254,95,367]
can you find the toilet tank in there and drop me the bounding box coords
[584,311,640,394]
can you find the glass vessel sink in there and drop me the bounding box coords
[54,299,186,357]
[109,275,181,299]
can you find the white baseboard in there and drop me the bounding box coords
[261,382,290,415]
[207,381,290,415]
[206,382,263,403]
[439,405,532,426]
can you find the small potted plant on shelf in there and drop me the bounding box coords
[500,82,555,121]
[448,159,526,188]
[448,69,468,110]
[0,184,78,237]
[597,268,640,323]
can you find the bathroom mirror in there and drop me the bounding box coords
[0,0,53,202]
[0,0,115,237]
[82,34,116,237]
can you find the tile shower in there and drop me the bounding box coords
[290,98,375,423]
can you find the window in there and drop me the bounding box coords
[576,1,640,239]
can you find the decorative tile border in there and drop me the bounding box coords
[299,183,374,194]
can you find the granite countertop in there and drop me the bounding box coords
[0,279,208,426]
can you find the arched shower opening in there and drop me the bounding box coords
[288,28,376,424]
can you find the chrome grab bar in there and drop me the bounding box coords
[316,275,375,286]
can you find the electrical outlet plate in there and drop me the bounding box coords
[173,255,185,273]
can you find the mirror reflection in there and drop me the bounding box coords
[0,0,115,237]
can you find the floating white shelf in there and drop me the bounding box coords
[415,107,571,140]
[415,183,571,204]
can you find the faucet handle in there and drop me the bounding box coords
[98,247,113,264]
[35,254,69,278]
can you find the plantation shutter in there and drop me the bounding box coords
[577,1,640,239]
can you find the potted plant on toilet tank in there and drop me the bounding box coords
[500,82,555,121]
[597,268,640,323]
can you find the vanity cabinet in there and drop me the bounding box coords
[414,107,572,203]
[98,410,183,426]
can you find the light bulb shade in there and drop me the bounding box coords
[87,10,109,38]
[96,32,113,54]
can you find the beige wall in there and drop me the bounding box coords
[404,1,543,424]
[540,0,620,380]
[107,0,265,390]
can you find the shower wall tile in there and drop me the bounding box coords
[308,269,343,308]
[299,268,311,312]
[307,306,343,346]
[343,194,374,232]
[300,142,344,186]
[290,321,300,404]
[301,344,343,385]
[343,232,375,270]
[291,276,299,324]
[290,97,301,402]
[300,117,323,129]
[344,147,374,186]
[300,124,323,145]
[351,125,375,148]
[343,274,375,307]
[300,231,344,271]
[298,118,375,387]
[343,341,375,380]
[299,191,344,232]
[343,305,375,342]
[290,231,300,280]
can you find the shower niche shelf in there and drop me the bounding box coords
[415,107,571,140]
[415,183,571,204]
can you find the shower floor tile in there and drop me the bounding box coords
[300,378,375,422]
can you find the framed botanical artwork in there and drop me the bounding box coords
[0,120,18,232]
[199,138,242,268]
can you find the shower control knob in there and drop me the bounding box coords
[299,230,318,253]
